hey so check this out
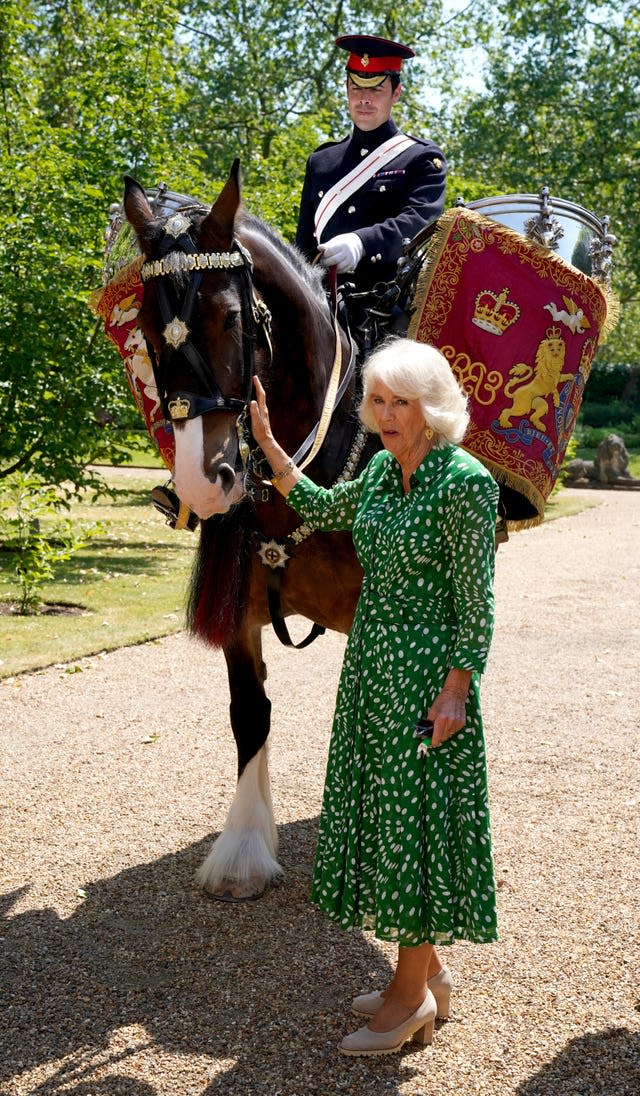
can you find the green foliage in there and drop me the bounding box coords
[243,113,334,241]
[177,0,452,176]
[581,363,640,409]
[555,431,579,493]
[0,0,457,495]
[0,0,212,491]
[576,416,640,449]
[447,0,640,367]
[0,475,87,614]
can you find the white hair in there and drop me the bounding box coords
[359,338,469,446]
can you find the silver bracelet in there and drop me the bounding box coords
[271,459,295,481]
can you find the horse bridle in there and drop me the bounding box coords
[139,208,359,650]
[140,210,357,496]
[140,211,272,483]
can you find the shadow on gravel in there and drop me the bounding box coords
[1,820,425,1096]
[516,1026,640,1096]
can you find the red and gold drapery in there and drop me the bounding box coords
[91,260,176,471]
[409,207,611,527]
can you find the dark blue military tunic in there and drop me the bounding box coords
[295,119,447,290]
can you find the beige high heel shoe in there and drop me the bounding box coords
[340,989,437,1056]
[351,966,453,1020]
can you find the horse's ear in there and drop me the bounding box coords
[123,176,154,238]
[199,159,242,250]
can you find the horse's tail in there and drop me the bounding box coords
[187,501,254,648]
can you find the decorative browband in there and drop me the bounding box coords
[141,250,247,281]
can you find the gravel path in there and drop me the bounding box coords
[1,488,639,1096]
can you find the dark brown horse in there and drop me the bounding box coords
[123,162,378,899]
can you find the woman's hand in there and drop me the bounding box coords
[427,690,466,747]
[249,375,275,452]
[427,670,472,747]
[249,375,300,495]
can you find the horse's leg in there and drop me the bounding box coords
[195,620,282,901]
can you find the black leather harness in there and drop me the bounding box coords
[140,210,359,649]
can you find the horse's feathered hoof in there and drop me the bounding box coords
[206,887,265,903]
[203,876,269,902]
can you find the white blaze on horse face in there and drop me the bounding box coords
[173,417,243,517]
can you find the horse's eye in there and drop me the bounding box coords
[224,312,239,331]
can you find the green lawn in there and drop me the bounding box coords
[544,493,599,521]
[109,436,165,469]
[0,470,195,678]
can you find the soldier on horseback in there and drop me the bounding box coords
[296,34,447,355]
[296,34,447,291]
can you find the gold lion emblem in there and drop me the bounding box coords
[499,327,574,433]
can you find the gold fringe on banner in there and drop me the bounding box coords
[462,451,545,530]
[596,285,620,341]
[407,208,460,343]
[408,206,615,344]
[88,257,144,320]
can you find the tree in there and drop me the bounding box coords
[445,0,640,366]
[0,0,211,490]
[171,0,457,234]
[16,0,630,495]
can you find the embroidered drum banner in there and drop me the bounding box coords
[91,259,176,471]
[408,207,612,528]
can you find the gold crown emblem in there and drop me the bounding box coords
[168,396,191,421]
[361,53,370,67]
[472,287,520,336]
[545,325,562,341]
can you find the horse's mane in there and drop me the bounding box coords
[235,211,327,303]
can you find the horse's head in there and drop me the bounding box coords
[123,161,266,517]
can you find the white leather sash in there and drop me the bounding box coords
[314,134,416,243]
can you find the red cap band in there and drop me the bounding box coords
[347,52,403,74]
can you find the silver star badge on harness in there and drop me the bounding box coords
[257,539,290,570]
[163,317,189,348]
[164,213,191,238]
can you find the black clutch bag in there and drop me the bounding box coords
[414,716,434,741]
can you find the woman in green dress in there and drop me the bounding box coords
[250,338,499,1057]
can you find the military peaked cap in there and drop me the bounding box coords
[336,34,415,87]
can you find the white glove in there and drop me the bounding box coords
[318,232,364,273]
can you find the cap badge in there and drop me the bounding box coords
[361,53,370,67]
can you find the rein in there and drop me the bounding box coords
[290,266,356,471]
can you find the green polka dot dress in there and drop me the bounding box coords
[287,444,499,946]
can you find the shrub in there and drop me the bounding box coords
[580,399,636,428]
[0,476,89,614]
[583,363,640,410]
